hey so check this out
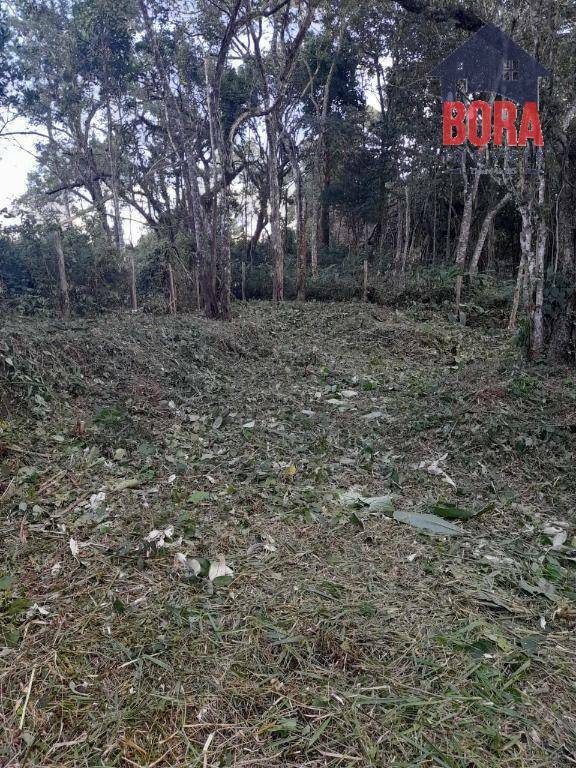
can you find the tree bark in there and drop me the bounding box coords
[319,142,331,250]
[266,113,283,303]
[205,55,231,320]
[287,135,307,301]
[402,185,411,273]
[246,185,267,265]
[508,251,526,330]
[297,206,308,301]
[469,193,511,279]
[531,168,547,358]
[454,163,481,316]
[52,228,70,320]
[308,26,343,279]
[394,197,403,287]
[129,253,137,311]
[309,202,319,279]
[167,262,176,314]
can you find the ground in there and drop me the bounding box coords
[1,302,575,768]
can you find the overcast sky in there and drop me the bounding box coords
[0,117,38,210]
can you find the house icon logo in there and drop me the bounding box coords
[431,23,550,147]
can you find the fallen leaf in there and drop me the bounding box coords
[145,526,174,548]
[174,553,202,576]
[393,510,463,536]
[432,502,475,520]
[188,490,210,503]
[363,411,384,421]
[208,555,233,582]
[340,489,394,514]
[417,454,456,487]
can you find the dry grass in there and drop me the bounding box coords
[1,302,575,767]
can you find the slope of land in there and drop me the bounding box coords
[1,302,575,768]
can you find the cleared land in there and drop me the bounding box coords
[1,302,575,767]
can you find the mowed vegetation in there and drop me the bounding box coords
[1,302,575,767]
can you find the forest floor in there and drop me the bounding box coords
[1,301,575,768]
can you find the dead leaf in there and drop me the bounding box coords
[208,555,233,581]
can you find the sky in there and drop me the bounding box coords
[0,116,38,211]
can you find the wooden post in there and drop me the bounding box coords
[362,259,368,302]
[241,261,246,301]
[52,228,70,319]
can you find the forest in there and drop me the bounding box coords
[0,1,575,767]
[0,0,573,359]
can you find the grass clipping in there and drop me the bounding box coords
[1,302,575,767]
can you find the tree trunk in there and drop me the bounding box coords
[247,186,267,265]
[445,177,453,261]
[129,252,138,311]
[548,288,576,359]
[297,214,307,301]
[402,185,410,273]
[319,141,331,250]
[531,170,547,358]
[109,99,137,312]
[205,56,231,320]
[454,165,481,316]
[362,259,368,302]
[266,114,283,303]
[309,198,319,279]
[308,27,342,279]
[394,197,403,288]
[53,228,70,320]
[195,263,201,309]
[432,182,437,263]
[469,193,511,279]
[90,182,112,244]
[508,251,526,330]
[167,262,176,314]
[287,136,307,301]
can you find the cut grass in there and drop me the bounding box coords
[1,302,575,767]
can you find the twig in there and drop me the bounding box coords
[4,444,51,459]
[19,666,36,730]
[203,732,215,768]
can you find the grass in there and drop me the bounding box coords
[1,301,575,767]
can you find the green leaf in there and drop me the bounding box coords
[187,490,210,503]
[113,598,126,614]
[308,716,331,747]
[268,718,300,735]
[3,598,32,617]
[432,502,476,520]
[339,489,393,514]
[393,510,464,536]
[0,574,14,591]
